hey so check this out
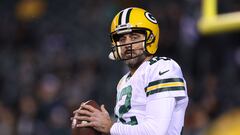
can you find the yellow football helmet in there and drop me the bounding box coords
[109,7,160,60]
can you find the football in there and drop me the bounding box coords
[72,100,101,135]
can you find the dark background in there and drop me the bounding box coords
[0,0,240,135]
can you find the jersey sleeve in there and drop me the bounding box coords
[144,57,187,99]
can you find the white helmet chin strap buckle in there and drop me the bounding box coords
[108,52,115,60]
[109,42,122,61]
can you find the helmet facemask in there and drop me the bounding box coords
[109,29,150,61]
[110,39,146,61]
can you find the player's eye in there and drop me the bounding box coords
[131,36,139,41]
[130,33,141,41]
[119,37,126,44]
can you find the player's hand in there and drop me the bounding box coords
[73,104,113,134]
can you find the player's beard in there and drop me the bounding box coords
[124,50,146,69]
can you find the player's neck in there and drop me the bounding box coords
[129,55,153,75]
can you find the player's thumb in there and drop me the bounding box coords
[101,105,109,114]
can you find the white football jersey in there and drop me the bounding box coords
[111,56,188,135]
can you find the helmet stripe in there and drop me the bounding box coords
[120,8,132,25]
[118,11,123,25]
[121,8,129,24]
[125,8,132,24]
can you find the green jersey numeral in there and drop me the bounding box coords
[149,56,171,65]
[116,86,138,125]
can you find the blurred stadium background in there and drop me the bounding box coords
[0,0,240,135]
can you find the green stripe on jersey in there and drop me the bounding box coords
[146,86,185,96]
[146,78,184,89]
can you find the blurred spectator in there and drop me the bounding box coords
[48,106,70,135]
[0,103,15,135]
[17,95,37,135]
[185,103,209,135]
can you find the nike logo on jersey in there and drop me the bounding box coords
[159,70,169,76]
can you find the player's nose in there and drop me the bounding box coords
[124,43,131,51]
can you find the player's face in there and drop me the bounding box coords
[118,32,147,68]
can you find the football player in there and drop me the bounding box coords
[73,7,188,135]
